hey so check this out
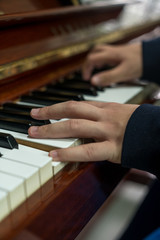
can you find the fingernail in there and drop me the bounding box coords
[30,126,39,134]
[49,150,58,159]
[31,108,40,116]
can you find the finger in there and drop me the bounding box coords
[82,45,107,81]
[91,64,129,86]
[82,62,95,81]
[30,101,101,121]
[82,51,112,80]
[49,141,117,163]
[28,119,106,140]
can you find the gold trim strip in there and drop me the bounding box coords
[0,19,159,81]
[71,0,80,5]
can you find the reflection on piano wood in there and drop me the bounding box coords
[0,1,160,240]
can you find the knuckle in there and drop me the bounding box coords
[56,149,65,161]
[41,106,50,117]
[83,144,95,161]
[39,124,49,136]
[65,100,78,113]
[68,119,80,131]
[105,102,120,109]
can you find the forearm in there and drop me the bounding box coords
[122,104,160,178]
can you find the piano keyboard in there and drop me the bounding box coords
[0,189,10,222]
[84,85,143,102]
[0,72,153,224]
[0,78,143,151]
[0,134,53,222]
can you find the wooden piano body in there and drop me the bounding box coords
[0,1,160,239]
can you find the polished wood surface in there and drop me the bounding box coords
[1,163,154,240]
[2,162,129,240]
[0,4,123,63]
[0,0,62,14]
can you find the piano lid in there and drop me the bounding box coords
[0,1,125,82]
[0,0,62,15]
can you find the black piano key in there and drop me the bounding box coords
[20,95,65,106]
[30,92,72,102]
[0,109,50,126]
[33,89,84,101]
[66,71,104,91]
[65,72,84,81]
[0,117,41,134]
[57,81,96,90]
[64,78,104,92]
[46,85,85,100]
[3,103,38,113]
[91,65,112,75]
[51,76,98,96]
[64,71,104,91]
[51,84,97,96]
[0,132,18,149]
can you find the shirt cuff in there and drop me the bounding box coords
[122,104,160,178]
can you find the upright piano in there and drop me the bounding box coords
[0,1,160,240]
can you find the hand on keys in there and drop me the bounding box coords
[28,101,139,164]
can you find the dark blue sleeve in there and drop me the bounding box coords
[141,37,160,83]
[143,228,160,240]
[122,104,160,178]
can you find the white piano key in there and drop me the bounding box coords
[18,144,64,176]
[0,189,10,221]
[0,128,80,150]
[0,172,25,211]
[84,86,143,103]
[52,161,67,175]
[17,101,43,107]
[17,145,65,176]
[0,144,53,184]
[18,144,67,176]
[0,158,40,197]
[18,144,68,175]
